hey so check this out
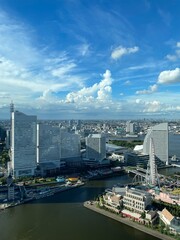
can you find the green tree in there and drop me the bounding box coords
[141,211,146,219]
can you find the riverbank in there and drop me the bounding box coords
[84,201,175,240]
[0,182,85,211]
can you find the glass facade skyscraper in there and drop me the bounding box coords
[11,111,37,177]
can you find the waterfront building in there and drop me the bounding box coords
[125,152,149,168]
[10,110,37,178]
[143,123,169,165]
[37,125,81,171]
[37,124,61,173]
[159,208,180,235]
[60,128,81,166]
[123,187,152,213]
[85,134,106,162]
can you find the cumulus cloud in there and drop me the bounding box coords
[135,99,161,112]
[157,68,180,84]
[111,46,139,60]
[65,70,112,103]
[136,84,158,95]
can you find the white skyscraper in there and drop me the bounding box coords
[10,111,37,177]
[143,123,169,165]
[86,134,106,161]
[126,121,135,133]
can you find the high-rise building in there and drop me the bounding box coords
[37,125,81,169]
[10,110,37,177]
[85,134,106,161]
[143,123,169,165]
[126,121,135,134]
[37,124,61,167]
[60,128,81,163]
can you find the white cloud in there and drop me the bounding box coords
[157,68,180,84]
[166,54,177,61]
[51,63,76,77]
[111,46,139,60]
[65,70,112,104]
[0,11,41,67]
[0,10,87,108]
[144,100,161,112]
[78,43,90,56]
[0,9,180,119]
[136,84,158,94]
[135,99,161,113]
[166,41,180,61]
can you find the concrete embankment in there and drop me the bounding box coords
[84,201,174,240]
[0,183,85,211]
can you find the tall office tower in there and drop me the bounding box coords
[10,110,37,177]
[143,123,169,165]
[37,124,61,167]
[60,128,81,161]
[126,121,131,133]
[126,121,135,133]
[10,101,14,148]
[85,134,106,161]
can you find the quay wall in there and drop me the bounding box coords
[84,201,175,240]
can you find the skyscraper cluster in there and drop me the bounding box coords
[9,106,81,178]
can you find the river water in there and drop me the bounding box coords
[1,168,179,240]
[0,134,179,240]
[0,175,159,240]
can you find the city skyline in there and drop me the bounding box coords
[0,0,180,119]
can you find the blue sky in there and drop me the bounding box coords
[0,0,180,119]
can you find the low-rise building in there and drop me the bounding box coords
[159,208,180,235]
[123,187,152,213]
